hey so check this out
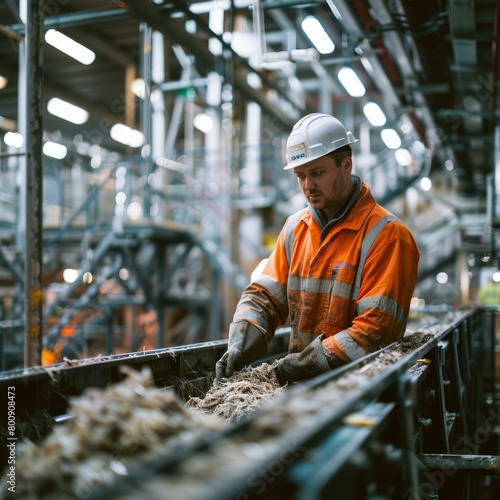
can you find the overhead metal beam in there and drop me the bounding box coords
[7,7,165,33]
[7,7,139,69]
[73,32,135,67]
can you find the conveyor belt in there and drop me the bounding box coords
[3,310,497,499]
[83,309,494,500]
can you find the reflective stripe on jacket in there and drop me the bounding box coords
[233,180,420,366]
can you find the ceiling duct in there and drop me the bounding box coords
[396,0,485,196]
[397,0,450,85]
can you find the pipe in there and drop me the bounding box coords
[397,0,449,84]
[352,0,402,86]
[115,0,298,128]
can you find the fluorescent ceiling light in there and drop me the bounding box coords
[193,112,214,134]
[231,32,257,59]
[363,102,386,126]
[208,7,224,56]
[436,272,448,284]
[188,0,250,13]
[380,128,401,149]
[90,155,102,169]
[190,0,230,14]
[43,141,67,159]
[130,78,161,102]
[0,75,7,90]
[45,29,96,65]
[131,78,145,99]
[63,268,79,283]
[115,192,127,205]
[127,202,142,220]
[444,159,454,171]
[4,132,23,148]
[412,140,425,154]
[47,97,89,125]
[338,67,365,97]
[420,177,432,191]
[119,268,130,281]
[301,16,335,55]
[110,123,144,148]
[394,148,412,166]
[420,176,432,191]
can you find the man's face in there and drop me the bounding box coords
[293,154,353,219]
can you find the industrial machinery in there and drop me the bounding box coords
[1,309,499,499]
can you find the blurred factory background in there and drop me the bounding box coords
[0,0,499,369]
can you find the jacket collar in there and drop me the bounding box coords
[302,175,378,239]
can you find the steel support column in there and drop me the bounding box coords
[22,0,44,367]
[139,22,153,219]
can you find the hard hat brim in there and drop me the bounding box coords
[283,138,358,170]
[283,153,326,170]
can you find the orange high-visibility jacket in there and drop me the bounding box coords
[234,178,420,366]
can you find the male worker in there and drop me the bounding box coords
[216,113,420,385]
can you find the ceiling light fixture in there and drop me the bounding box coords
[4,131,23,148]
[130,79,161,102]
[47,97,89,124]
[380,128,401,149]
[43,141,67,159]
[63,268,79,283]
[45,29,96,65]
[0,75,8,90]
[131,78,145,99]
[208,6,224,56]
[301,16,335,55]
[394,148,412,166]
[338,67,365,97]
[444,159,454,171]
[420,176,432,191]
[127,202,143,220]
[363,102,386,126]
[436,272,448,284]
[193,113,214,133]
[189,0,230,14]
[110,123,144,148]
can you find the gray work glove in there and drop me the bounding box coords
[215,321,268,380]
[274,335,331,386]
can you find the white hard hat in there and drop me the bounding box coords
[284,113,358,170]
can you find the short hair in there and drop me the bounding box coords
[328,145,352,166]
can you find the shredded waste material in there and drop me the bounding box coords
[2,365,222,499]
[186,360,284,421]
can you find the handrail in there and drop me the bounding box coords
[43,162,120,254]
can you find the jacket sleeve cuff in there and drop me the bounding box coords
[318,334,346,369]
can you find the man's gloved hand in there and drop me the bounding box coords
[216,321,268,380]
[275,335,331,386]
